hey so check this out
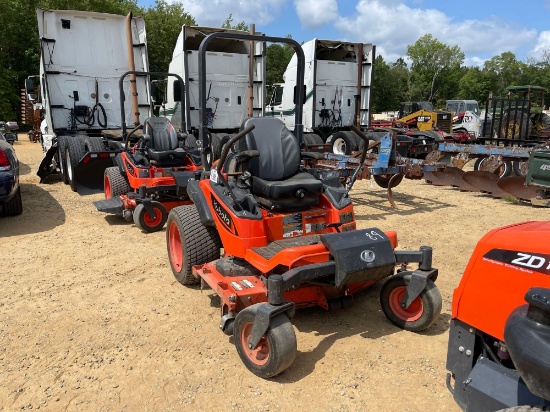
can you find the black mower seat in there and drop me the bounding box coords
[143,116,187,166]
[241,118,323,211]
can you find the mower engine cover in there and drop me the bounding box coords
[320,228,396,287]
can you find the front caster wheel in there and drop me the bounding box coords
[234,305,297,378]
[380,276,442,332]
[133,201,167,233]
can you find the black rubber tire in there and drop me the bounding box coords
[104,167,130,198]
[2,186,22,216]
[234,305,297,378]
[343,130,365,150]
[326,131,356,155]
[373,174,404,189]
[133,202,168,233]
[495,407,550,412]
[84,136,104,152]
[64,135,87,192]
[57,136,69,184]
[303,133,324,146]
[211,133,222,160]
[166,205,221,285]
[501,110,529,139]
[380,277,442,332]
[512,160,529,177]
[474,157,512,178]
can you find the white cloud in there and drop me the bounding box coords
[294,0,338,29]
[334,0,536,63]
[530,31,550,59]
[176,0,289,27]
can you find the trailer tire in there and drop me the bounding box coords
[2,186,22,216]
[166,205,221,285]
[501,110,529,139]
[57,136,69,184]
[84,136,104,152]
[234,305,297,378]
[65,135,87,192]
[380,277,442,332]
[474,157,512,178]
[303,133,324,146]
[104,167,130,198]
[327,131,355,155]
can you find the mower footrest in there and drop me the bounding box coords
[93,197,124,215]
[252,235,321,260]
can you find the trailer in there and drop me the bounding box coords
[265,39,374,154]
[30,8,152,193]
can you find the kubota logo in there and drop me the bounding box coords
[360,250,375,263]
[483,249,550,276]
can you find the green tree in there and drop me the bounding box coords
[407,34,464,102]
[482,52,523,95]
[221,14,249,31]
[265,36,294,88]
[141,0,195,72]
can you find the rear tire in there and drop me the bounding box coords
[2,186,22,216]
[380,276,442,332]
[64,136,87,192]
[133,202,168,233]
[104,167,130,198]
[474,157,512,178]
[57,136,69,184]
[234,305,297,378]
[211,133,222,160]
[166,205,221,284]
[327,131,355,155]
[303,133,324,146]
[84,136,104,152]
[512,160,529,177]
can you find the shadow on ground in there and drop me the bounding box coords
[0,183,65,236]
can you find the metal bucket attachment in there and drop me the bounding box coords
[497,176,539,201]
[74,152,117,195]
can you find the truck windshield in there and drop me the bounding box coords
[270,85,283,106]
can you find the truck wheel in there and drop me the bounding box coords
[474,157,512,178]
[303,133,324,146]
[234,305,297,378]
[166,205,221,285]
[327,131,356,155]
[380,277,442,332]
[133,202,167,233]
[2,186,22,216]
[104,167,130,198]
[84,136,104,152]
[512,160,529,177]
[64,136,87,192]
[373,174,404,189]
[57,136,69,184]
[501,110,529,139]
[210,133,222,160]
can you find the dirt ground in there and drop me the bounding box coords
[1,137,545,411]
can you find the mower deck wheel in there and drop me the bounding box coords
[104,167,130,198]
[234,305,297,378]
[133,202,168,233]
[380,276,442,332]
[166,205,221,285]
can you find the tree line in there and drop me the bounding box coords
[0,0,548,123]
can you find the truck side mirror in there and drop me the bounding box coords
[25,78,35,101]
[293,85,306,105]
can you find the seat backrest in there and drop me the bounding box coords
[241,118,300,181]
[144,117,178,152]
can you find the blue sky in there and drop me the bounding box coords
[137,0,550,66]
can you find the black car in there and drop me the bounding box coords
[0,122,17,144]
[0,134,22,216]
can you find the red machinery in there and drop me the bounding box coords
[93,72,201,232]
[446,221,550,411]
[165,32,443,378]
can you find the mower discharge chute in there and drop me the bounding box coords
[93,71,202,232]
[165,32,443,378]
